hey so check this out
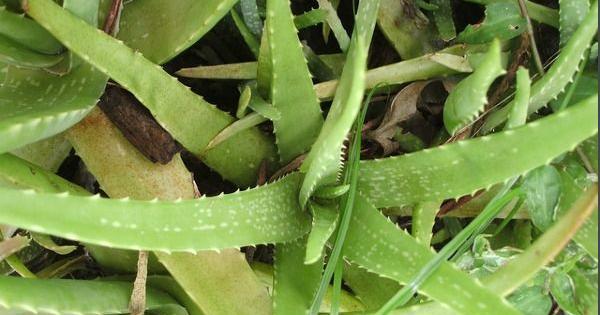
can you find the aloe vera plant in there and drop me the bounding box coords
[0,0,597,314]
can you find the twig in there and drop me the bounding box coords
[517,0,545,75]
[102,0,123,35]
[129,251,149,315]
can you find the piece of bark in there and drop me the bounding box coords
[98,85,181,164]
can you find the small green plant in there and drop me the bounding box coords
[0,0,597,314]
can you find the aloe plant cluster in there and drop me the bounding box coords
[0,0,597,314]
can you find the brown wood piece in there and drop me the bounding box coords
[98,85,181,164]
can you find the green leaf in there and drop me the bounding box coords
[0,64,107,154]
[344,194,521,315]
[522,165,562,231]
[25,0,277,187]
[0,276,189,315]
[117,0,238,64]
[0,34,63,68]
[273,238,323,315]
[0,173,310,252]
[506,285,552,315]
[305,202,338,264]
[361,94,598,209]
[0,6,62,54]
[266,0,324,162]
[550,271,579,314]
[558,0,590,47]
[443,39,505,135]
[483,1,598,131]
[431,0,456,41]
[457,2,526,44]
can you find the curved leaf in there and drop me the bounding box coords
[25,0,277,186]
[361,95,598,208]
[0,174,310,252]
[0,276,188,315]
[266,0,324,162]
[443,39,505,135]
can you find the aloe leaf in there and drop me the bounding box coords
[24,0,277,187]
[360,94,598,209]
[299,0,380,205]
[231,9,260,58]
[344,194,520,315]
[0,65,107,154]
[205,113,268,153]
[0,153,88,194]
[266,0,324,162]
[316,0,350,51]
[443,39,505,135]
[305,202,338,264]
[295,9,329,29]
[66,108,274,315]
[10,133,72,172]
[0,6,62,54]
[411,201,440,246]
[483,1,598,132]
[0,276,189,315]
[30,232,76,255]
[569,267,598,315]
[0,174,309,252]
[505,67,531,129]
[239,0,263,37]
[464,0,559,28]
[0,34,63,68]
[316,45,471,100]
[377,0,438,59]
[431,0,456,41]
[558,0,590,47]
[117,0,238,64]
[146,275,204,315]
[457,3,527,44]
[342,262,400,310]
[156,251,273,315]
[273,238,323,314]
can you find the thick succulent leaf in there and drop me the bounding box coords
[117,0,238,64]
[377,0,437,59]
[305,202,338,264]
[0,64,107,154]
[483,1,598,131]
[344,194,520,315]
[431,0,456,41]
[0,153,89,194]
[411,201,440,246]
[0,173,310,252]
[505,67,531,129]
[0,34,63,68]
[457,3,527,44]
[316,0,350,51]
[443,39,505,135]
[0,276,188,315]
[25,0,277,187]
[299,0,380,205]
[342,262,400,310]
[360,95,598,208]
[0,6,62,54]
[464,0,559,28]
[156,251,273,315]
[558,0,590,47]
[273,238,323,314]
[266,0,324,162]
